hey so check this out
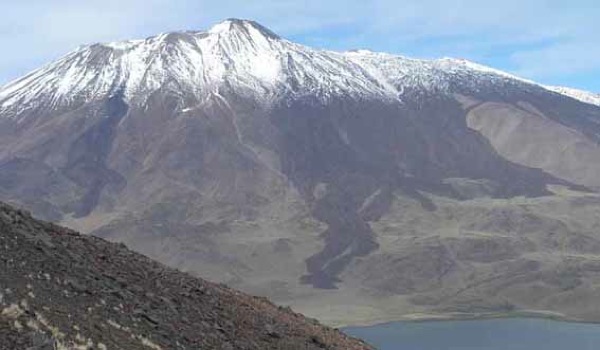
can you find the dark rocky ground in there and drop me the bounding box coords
[0,202,372,349]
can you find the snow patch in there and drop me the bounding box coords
[545,85,600,107]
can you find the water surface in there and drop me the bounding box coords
[344,318,600,349]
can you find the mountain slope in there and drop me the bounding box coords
[0,201,371,349]
[2,19,600,326]
[545,85,600,107]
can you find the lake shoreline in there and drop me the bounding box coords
[339,309,599,329]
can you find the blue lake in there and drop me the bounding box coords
[344,318,600,350]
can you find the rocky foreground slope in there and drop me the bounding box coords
[0,202,371,349]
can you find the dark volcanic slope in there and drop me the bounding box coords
[0,202,372,350]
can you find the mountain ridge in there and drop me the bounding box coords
[545,85,600,106]
[2,19,597,117]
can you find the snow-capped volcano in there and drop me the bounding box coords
[4,18,592,118]
[0,19,394,115]
[2,19,600,326]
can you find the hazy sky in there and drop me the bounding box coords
[1,0,598,91]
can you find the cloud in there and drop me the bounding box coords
[0,0,598,91]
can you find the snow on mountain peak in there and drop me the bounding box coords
[1,19,598,118]
[0,20,396,115]
[544,86,600,107]
[208,18,280,39]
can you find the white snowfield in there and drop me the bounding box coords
[0,19,598,116]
